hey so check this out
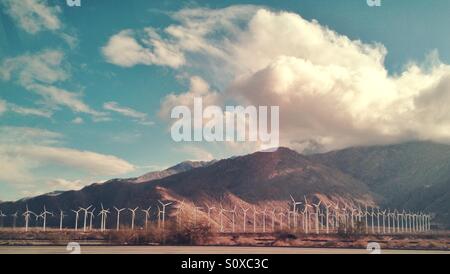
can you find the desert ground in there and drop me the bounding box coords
[1,245,450,254]
[0,227,449,254]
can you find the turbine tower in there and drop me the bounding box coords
[39,206,53,232]
[290,195,302,230]
[142,207,152,230]
[22,205,36,232]
[72,209,82,231]
[113,207,126,231]
[239,205,250,233]
[204,203,215,227]
[59,210,66,231]
[80,205,92,232]
[158,200,172,230]
[98,204,110,232]
[128,207,139,230]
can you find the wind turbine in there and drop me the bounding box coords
[72,209,81,231]
[252,206,259,233]
[304,196,313,234]
[59,210,66,231]
[381,209,387,234]
[290,195,302,230]
[141,207,152,230]
[23,205,36,232]
[98,204,110,232]
[80,205,92,232]
[312,201,321,234]
[324,203,332,234]
[0,210,6,228]
[227,205,237,232]
[204,203,215,227]
[11,212,18,230]
[114,207,126,231]
[270,208,277,231]
[158,200,172,230]
[278,210,286,229]
[239,205,250,232]
[128,207,139,230]
[39,206,53,231]
[261,207,268,233]
[88,208,95,230]
[219,204,225,232]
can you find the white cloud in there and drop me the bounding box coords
[47,178,86,191]
[102,29,185,68]
[0,50,106,118]
[159,76,221,120]
[140,6,450,153]
[0,126,135,185]
[0,0,61,34]
[103,101,154,126]
[0,99,52,117]
[72,117,84,124]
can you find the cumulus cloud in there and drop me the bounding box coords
[108,6,450,153]
[103,101,154,126]
[0,0,61,34]
[102,29,185,68]
[0,50,106,118]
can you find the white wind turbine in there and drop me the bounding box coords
[219,204,225,232]
[158,201,172,230]
[39,206,53,232]
[261,207,268,233]
[278,210,286,229]
[113,207,126,231]
[290,195,302,230]
[239,205,250,232]
[72,208,82,231]
[204,203,215,227]
[227,205,237,232]
[23,205,36,232]
[381,209,387,234]
[59,210,66,231]
[270,208,276,232]
[304,196,313,234]
[312,201,321,234]
[128,207,139,230]
[98,204,110,232]
[88,208,95,230]
[324,203,332,234]
[11,212,18,230]
[80,205,92,232]
[252,206,259,233]
[141,207,152,230]
[0,210,6,228]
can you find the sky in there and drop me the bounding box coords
[1,0,450,201]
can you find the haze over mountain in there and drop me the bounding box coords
[0,142,449,228]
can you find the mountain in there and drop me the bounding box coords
[309,141,450,226]
[133,160,215,183]
[0,147,375,228]
[1,142,449,228]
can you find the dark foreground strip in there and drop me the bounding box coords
[0,253,446,273]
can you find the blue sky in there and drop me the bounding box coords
[1,0,450,201]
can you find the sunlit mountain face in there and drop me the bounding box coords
[0,0,450,233]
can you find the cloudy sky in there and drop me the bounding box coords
[1,0,450,201]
